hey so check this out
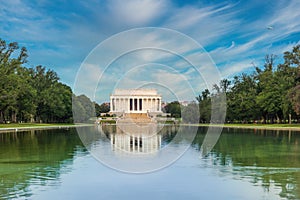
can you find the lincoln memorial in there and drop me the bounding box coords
[110,89,162,116]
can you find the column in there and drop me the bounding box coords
[110,97,113,111]
[137,98,140,111]
[127,98,130,112]
[153,98,155,111]
[146,98,149,111]
[157,98,160,111]
[116,98,118,112]
[160,98,162,111]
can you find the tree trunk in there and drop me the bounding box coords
[0,111,3,123]
[276,114,280,124]
[30,114,35,123]
[11,112,17,123]
[261,116,266,124]
[289,113,292,124]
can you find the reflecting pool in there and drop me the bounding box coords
[0,126,299,199]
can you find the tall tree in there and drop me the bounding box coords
[196,89,211,123]
[72,94,95,122]
[286,45,300,117]
[227,74,259,123]
[256,55,282,123]
[165,101,181,118]
[0,39,28,123]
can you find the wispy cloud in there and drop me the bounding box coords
[1,0,299,101]
[107,0,168,26]
[164,2,241,46]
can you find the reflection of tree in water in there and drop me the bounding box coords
[0,128,87,199]
[192,128,300,199]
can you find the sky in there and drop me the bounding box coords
[1,0,300,103]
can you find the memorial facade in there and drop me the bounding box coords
[110,89,162,115]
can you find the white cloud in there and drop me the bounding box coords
[220,60,256,78]
[164,3,241,46]
[2,0,300,102]
[74,63,103,100]
[107,0,168,26]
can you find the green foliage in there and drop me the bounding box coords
[196,89,211,123]
[0,38,96,124]
[164,101,181,118]
[95,102,110,116]
[196,45,300,124]
[72,94,95,123]
[0,38,28,123]
[182,102,199,123]
[288,85,300,115]
[1,38,300,124]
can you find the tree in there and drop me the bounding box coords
[275,63,297,123]
[226,74,259,123]
[288,85,300,115]
[95,102,110,116]
[165,101,181,118]
[286,45,300,117]
[182,102,199,123]
[16,67,37,122]
[0,38,28,123]
[220,79,231,94]
[196,89,211,123]
[30,65,68,123]
[256,55,282,123]
[44,82,72,122]
[72,94,95,122]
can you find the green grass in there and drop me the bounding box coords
[2,122,299,130]
[192,123,300,129]
[224,123,300,128]
[98,120,116,124]
[0,123,75,128]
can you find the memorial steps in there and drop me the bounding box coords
[118,113,152,123]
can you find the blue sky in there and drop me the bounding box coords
[1,0,300,102]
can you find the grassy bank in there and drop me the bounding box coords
[192,123,300,131]
[0,123,93,133]
[0,123,75,128]
[1,122,300,131]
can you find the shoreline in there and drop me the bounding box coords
[0,124,93,133]
[1,123,300,133]
[186,123,300,131]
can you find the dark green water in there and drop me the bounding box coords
[0,126,299,199]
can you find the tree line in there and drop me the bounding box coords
[1,38,299,124]
[0,38,109,124]
[166,45,300,124]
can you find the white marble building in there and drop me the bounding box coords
[110,89,162,115]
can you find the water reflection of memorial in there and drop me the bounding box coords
[109,123,161,154]
[99,124,179,155]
